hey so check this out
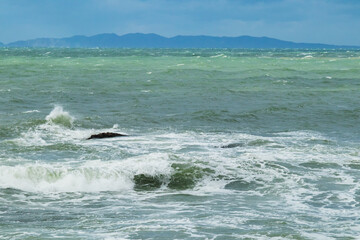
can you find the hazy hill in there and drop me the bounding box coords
[4,33,358,48]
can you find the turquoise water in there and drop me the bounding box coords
[1,48,360,239]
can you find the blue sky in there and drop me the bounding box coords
[1,0,360,45]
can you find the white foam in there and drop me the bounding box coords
[301,232,334,240]
[15,129,49,146]
[0,153,171,193]
[23,110,40,114]
[0,164,132,192]
[210,54,226,58]
[8,120,360,206]
[11,106,91,146]
[45,105,75,128]
[302,55,313,59]
[4,128,360,239]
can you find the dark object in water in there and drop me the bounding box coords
[87,132,127,140]
[224,180,263,191]
[220,143,243,149]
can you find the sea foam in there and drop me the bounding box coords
[0,154,171,193]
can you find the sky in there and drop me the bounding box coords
[0,0,360,45]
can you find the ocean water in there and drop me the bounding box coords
[1,48,360,239]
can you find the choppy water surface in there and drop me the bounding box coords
[1,48,360,239]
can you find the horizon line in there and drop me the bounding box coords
[1,32,359,48]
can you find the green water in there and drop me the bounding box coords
[0,48,360,239]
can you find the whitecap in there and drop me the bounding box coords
[302,55,313,59]
[210,54,226,58]
[45,105,75,128]
[11,106,90,147]
[23,110,40,114]
[0,153,171,193]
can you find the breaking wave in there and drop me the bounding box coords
[0,154,171,192]
[0,154,219,193]
[45,105,74,128]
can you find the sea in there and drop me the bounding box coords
[0,48,360,239]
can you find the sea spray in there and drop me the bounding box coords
[10,106,91,146]
[45,105,74,128]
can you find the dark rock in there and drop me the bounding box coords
[87,132,127,140]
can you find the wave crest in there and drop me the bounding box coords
[45,106,75,128]
[0,154,172,193]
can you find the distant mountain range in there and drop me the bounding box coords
[1,33,359,49]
